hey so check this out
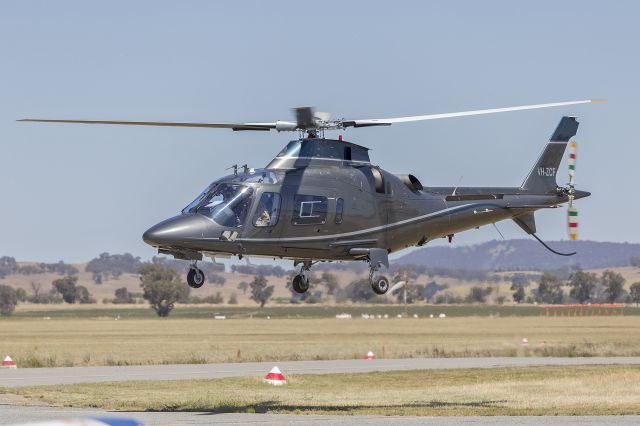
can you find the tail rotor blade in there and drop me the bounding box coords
[568,204,579,240]
[567,140,578,239]
[389,281,406,294]
[568,140,577,187]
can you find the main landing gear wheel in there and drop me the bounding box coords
[292,274,309,293]
[369,272,390,295]
[187,267,205,288]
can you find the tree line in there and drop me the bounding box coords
[511,269,640,305]
[0,256,78,278]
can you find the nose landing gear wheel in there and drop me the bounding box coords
[292,274,309,293]
[370,274,390,295]
[187,268,205,288]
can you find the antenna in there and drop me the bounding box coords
[226,164,238,176]
[452,176,463,196]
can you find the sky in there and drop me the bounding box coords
[1,1,638,263]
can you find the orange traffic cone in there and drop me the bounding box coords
[2,356,17,368]
[264,366,287,385]
[364,351,376,360]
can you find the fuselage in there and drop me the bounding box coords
[142,137,588,262]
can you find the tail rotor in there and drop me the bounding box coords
[567,141,579,240]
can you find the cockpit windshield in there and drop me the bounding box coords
[183,183,254,227]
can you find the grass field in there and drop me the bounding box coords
[1,315,639,367]
[11,303,640,319]
[6,365,640,415]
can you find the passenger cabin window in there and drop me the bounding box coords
[335,198,344,224]
[252,192,281,227]
[292,195,327,225]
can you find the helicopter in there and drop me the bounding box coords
[20,99,601,295]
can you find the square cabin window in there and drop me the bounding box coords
[293,195,327,225]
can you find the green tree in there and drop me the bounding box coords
[228,293,238,304]
[568,270,597,303]
[76,285,95,304]
[113,287,134,304]
[139,264,189,317]
[465,286,493,303]
[343,278,373,303]
[422,281,448,303]
[536,273,564,304]
[629,282,640,305]
[237,281,249,295]
[511,284,526,303]
[318,271,339,295]
[52,276,79,304]
[87,252,142,283]
[250,275,274,308]
[601,270,625,303]
[0,285,18,316]
[15,288,27,302]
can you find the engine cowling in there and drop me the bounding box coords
[396,174,423,191]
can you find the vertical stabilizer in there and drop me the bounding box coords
[521,116,578,193]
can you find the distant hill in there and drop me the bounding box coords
[395,240,640,271]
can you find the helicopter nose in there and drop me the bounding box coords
[143,214,210,247]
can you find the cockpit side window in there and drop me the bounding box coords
[252,192,281,227]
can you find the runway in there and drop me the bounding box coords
[2,356,640,387]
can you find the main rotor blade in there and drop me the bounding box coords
[17,118,276,131]
[344,99,605,128]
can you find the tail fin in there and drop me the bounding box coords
[521,116,579,193]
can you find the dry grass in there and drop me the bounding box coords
[7,365,640,415]
[1,316,639,368]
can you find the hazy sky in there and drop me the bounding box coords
[1,1,638,262]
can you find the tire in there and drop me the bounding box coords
[292,274,309,293]
[187,268,205,288]
[370,275,390,295]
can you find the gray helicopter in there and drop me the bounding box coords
[21,100,602,294]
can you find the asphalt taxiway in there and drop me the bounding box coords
[2,357,639,425]
[1,405,640,426]
[3,356,640,387]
